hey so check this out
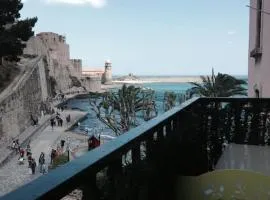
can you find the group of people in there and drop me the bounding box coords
[12,139,48,175]
[12,139,20,153]
[50,140,67,165]
[50,111,71,130]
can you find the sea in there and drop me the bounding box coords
[64,76,248,138]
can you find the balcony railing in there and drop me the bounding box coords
[2,97,270,200]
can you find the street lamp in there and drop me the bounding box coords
[66,137,70,162]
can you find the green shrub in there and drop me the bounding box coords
[49,152,69,170]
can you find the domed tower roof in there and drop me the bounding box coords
[105,60,111,64]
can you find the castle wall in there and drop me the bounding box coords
[70,59,82,78]
[36,32,70,66]
[24,33,79,94]
[0,58,48,142]
[82,76,101,92]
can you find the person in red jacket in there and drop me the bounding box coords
[88,135,100,151]
[20,148,25,158]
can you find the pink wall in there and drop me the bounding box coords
[248,0,270,97]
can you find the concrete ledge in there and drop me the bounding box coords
[65,113,88,132]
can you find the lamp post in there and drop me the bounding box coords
[66,137,70,162]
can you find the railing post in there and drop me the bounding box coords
[81,173,100,200]
[157,126,165,141]
[107,157,123,200]
[166,120,173,136]
[132,144,141,165]
[233,102,245,144]
[249,103,260,145]
[146,133,154,160]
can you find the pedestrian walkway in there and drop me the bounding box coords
[0,109,87,197]
[0,114,53,167]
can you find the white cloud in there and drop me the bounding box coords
[227,30,236,35]
[44,0,107,8]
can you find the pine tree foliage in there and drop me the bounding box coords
[0,0,37,63]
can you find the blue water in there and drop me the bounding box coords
[66,80,247,136]
[143,82,192,93]
[65,82,193,136]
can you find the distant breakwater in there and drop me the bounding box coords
[112,75,248,84]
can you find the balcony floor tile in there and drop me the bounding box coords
[215,144,270,176]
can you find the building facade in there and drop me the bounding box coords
[82,60,113,85]
[82,69,105,77]
[248,0,270,97]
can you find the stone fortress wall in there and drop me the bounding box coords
[81,76,102,92]
[24,32,83,93]
[24,32,113,93]
[70,59,82,78]
[0,56,49,141]
[0,31,113,141]
[0,32,84,142]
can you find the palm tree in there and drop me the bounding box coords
[189,69,247,97]
[163,91,177,111]
[90,84,157,135]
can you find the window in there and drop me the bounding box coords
[255,89,260,98]
[250,0,263,59]
[256,0,263,48]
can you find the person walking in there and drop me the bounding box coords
[28,155,32,168]
[59,118,63,127]
[31,158,37,174]
[41,162,47,174]
[50,118,55,130]
[60,140,65,149]
[39,152,45,173]
[12,140,16,150]
[26,145,31,157]
[56,116,61,126]
[15,139,20,153]
[20,148,25,158]
[50,149,56,165]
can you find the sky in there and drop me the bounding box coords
[20,0,250,75]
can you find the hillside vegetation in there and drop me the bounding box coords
[0,0,37,93]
